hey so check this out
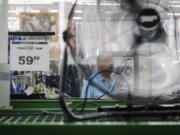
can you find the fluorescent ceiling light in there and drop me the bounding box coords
[9,0,54,5]
[74,10,83,13]
[169,5,180,7]
[168,12,180,16]
[73,16,82,20]
[30,9,40,12]
[49,9,59,12]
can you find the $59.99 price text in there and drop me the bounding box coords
[18,56,40,65]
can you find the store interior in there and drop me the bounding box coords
[7,0,81,100]
[5,0,180,100]
[1,1,180,134]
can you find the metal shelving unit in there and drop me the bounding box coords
[0,115,64,125]
[0,99,180,135]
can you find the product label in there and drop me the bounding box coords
[10,40,49,71]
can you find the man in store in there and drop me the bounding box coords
[81,53,119,99]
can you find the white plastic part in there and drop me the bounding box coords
[0,0,10,109]
[0,63,10,109]
[0,0,8,64]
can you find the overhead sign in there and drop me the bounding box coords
[10,40,49,71]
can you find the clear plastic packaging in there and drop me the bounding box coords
[63,0,180,105]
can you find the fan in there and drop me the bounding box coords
[60,0,180,121]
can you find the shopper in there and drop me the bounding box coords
[81,53,118,99]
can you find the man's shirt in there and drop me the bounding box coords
[81,73,118,99]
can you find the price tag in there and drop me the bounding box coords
[10,41,49,71]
